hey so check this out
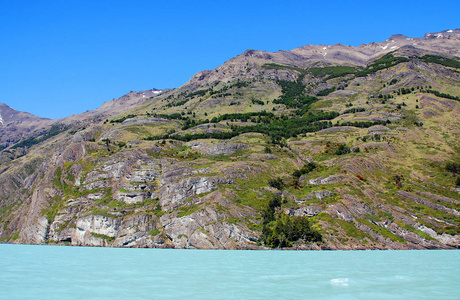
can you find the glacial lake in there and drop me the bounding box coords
[0,244,459,299]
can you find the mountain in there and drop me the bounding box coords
[0,103,53,146]
[0,29,459,249]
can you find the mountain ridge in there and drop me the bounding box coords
[184,28,460,90]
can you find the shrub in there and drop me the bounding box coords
[269,178,285,190]
[335,144,351,155]
[445,162,460,174]
[293,162,317,178]
[261,195,322,248]
[251,98,265,105]
[262,214,322,248]
[316,87,336,97]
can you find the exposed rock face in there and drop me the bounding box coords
[3,140,259,249]
[76,215,121,237]
[304,175,343,186]
[115,191,152,204]
[188,141,248,156]
[159,166,234,211]
[160,199,258,249]
[294,206,322,217]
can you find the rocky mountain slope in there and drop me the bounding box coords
[1,29,459,249]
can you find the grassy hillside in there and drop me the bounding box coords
[0,49,459,249]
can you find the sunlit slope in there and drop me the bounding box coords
[0,30,459,249]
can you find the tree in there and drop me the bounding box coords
[102,138,111,151]
[269,178,285,190]
[335,144,351,155]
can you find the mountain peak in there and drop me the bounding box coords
[388,34,408,40]
[0,103,49,124]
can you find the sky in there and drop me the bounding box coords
[1,0,459,119]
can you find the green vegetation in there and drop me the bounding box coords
[424,89,460,101]
[396,221,436,241]
[445,161,460,174]
[266,54,412,82]
[177,204,200,217]
[4,43,460,251]
[154,113,186,120]
[263,63,357,81]
[265,54,413,84]
[317,213,371,241]
[182,111,275,130]
[153,111,331,140]
[268,177,285,190]
[90,232,116,243]
[273,78,319,112]
[261,195,322,247]
[251,98,265,105]
[339,120,389,128]
[185,89,208,98]
[309,66,357,79]
[343,107,366,114]
[444,225,460,236]
[147,110,388,145]
[149,228,161,236]
[316,87,336,97]
[262,63,305,73]
[356,54,409,77]
[293,162,317,178]
[10,124,69,149]
[420,54,460,69]
[334,143,351,155]
[168,99,189,107]
[110,114,137,123]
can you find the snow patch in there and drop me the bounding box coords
[323,47,327,50]
[447,30,453,33]
[390,46,399,49]
[380,45,388,50]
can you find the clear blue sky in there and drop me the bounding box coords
[1,0,458,119]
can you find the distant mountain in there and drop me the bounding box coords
[0,88,167,159]
[0,103,54,149]
[0,30,459,250]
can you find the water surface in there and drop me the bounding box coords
[0,244,458,299]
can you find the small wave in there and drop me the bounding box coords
[330,278,349,287]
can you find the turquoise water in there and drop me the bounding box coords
[0,245,459,299]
